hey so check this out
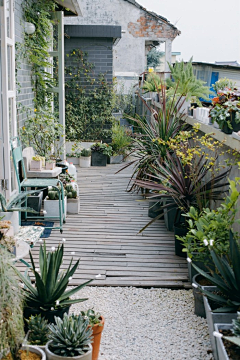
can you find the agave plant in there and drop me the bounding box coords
[15,242,93,312]
[26,314,50,346]
[48,313,92,357]
[193,232,240,313]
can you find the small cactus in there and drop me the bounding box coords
[48,313,92,357]
[26,314,50,346]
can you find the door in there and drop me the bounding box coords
[0,0,17,200]
[210,71,219,98]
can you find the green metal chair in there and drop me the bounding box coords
[10,136,65,233]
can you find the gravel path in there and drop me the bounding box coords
[71,287,213,360]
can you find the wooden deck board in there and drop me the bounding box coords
[17,163,188,288]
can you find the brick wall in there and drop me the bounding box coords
[15,0,35,131]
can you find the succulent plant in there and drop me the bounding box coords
[65,184,77,199]
[80,148,91,157]
[48,313,92,357]
[80,309,102,326]
[32,155,42,161]
[26,314,50,346]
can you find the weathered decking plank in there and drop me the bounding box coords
[17,163,189,288]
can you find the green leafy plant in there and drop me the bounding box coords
[212,78,236,93]
[20,108,63,158]
[65,49,115,141]
[48,313,92,357]
[80,148,91,157]
[179,180,240,263]
[91,143,112,157]
[111,123,132,155]
[142,72,162,93]
[80,309,102,326]
[15,242,93,312]
[0,248,25,360]
[193,232,240,313]
[32,155,42,161]
[26,314,50,346]
[166,57,213,104]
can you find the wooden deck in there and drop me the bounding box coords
[18,163,189,288]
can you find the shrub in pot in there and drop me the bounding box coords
[80,309,104,360]
[15,242,93,324]
[46,313,92,360]
[79,149,91,168]
[91,143,112,167]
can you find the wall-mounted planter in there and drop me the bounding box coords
[79,156,91,168]
[30,160,42,171]
[91,152,107,166]
[44,196,67,219]
[67,197,80,214]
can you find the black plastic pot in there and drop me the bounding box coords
[221,111,240,134]
[148,199,163,219]
[173,222,187,258]
[91,151,107,166]
[27,191,43,217]
[56,163,68,174]
[221,122,233,134]
[24,305,70,327]
[163,202,178,231]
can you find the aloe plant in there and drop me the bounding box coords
[15,242,93,312]
[48,313,92,357]
[193,232,240,313]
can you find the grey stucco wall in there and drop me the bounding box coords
[15,0,34,131]
[64,0,178,75]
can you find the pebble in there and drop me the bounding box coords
[71,287,212,360]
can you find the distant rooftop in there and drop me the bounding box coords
[215,61,240,67]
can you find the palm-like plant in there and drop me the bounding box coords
[118,87,188,192]
[15,242,93,312]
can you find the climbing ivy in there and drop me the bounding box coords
[65,49,115,141]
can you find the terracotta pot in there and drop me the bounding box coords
[91,316,105,360]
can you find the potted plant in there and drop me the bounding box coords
[80,309,104,360]
[15,242,93,324]
[65,184,79,214]
[66,151,80,166]
[46,159,56,170]
[209,89,240,134]
[141,72,162,100]
[26,314,50,351]
[30,155,43,171]
[46,313,92,360]
[44,186,67,219]
[192,233,240,359]
[79,148,91,168]
[110,123,131,164]
[91,143,112,167]
[0,247,46,360]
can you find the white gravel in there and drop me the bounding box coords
[71,287,213,360]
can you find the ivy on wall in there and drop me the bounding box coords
[65,49,115,141]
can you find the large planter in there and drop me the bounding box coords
[27,191,43,217]
[79,156,91,168]
[67,197,80,214]
[163,202,178,231]
[110,155,124,164]
[221,111,240,135]
[173,222,187,258]
[148,199,163,219]
[45,342,92,360]
[24,305,70,326]
[66,157,79,165]
[188,254,214,282]
[214,323,240,360]
[192,274,215,318]
[203,289,237,360]
[22,345,46,360]
[91,152,107,167]
[44,196,67,220]
[91,316,105,360]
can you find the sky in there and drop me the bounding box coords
[138,0,240,64]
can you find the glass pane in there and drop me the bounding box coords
[7,45,12,90]
[6,0,11,38]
